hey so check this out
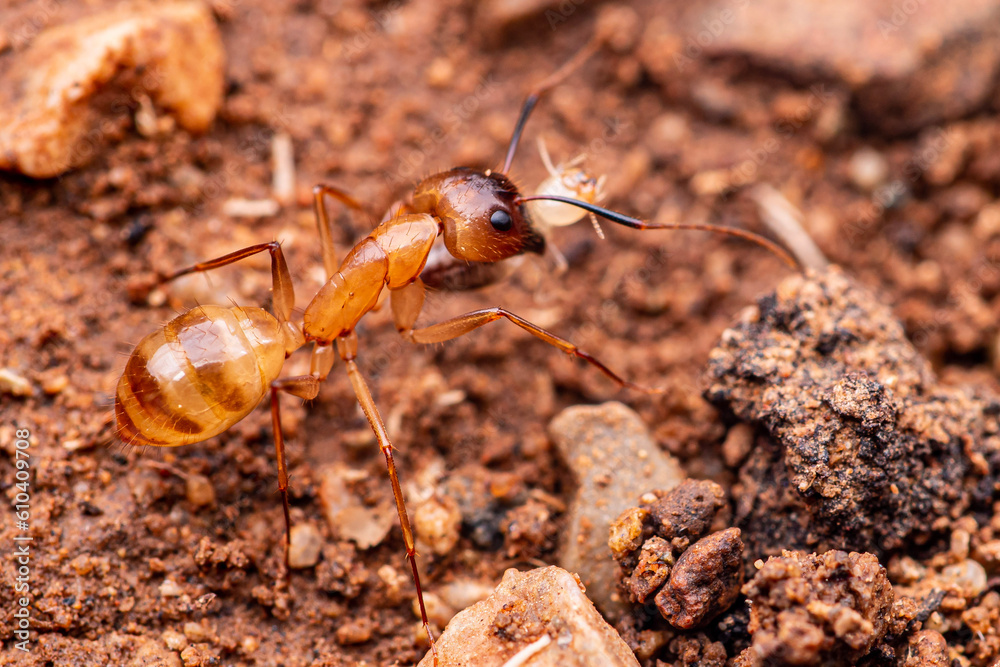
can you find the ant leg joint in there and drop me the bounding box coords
[336,331,359,361]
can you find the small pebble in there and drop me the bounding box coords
[40,372,70,395]
[183,621,212,642]
[425,57,454,88]
[721,423,754,468]
[940,560,987,598]
[70,555,95,576]
[63,439,90,452]
[159,579,183,597]
[434,388,466,408]
[690,169,732,196]
[888,555,926,584]
[0,368,32,397]
[162,629,188,651]
[335,618,373,645]
[415,495,462,556]
[848,147,889,192]
[378,564,407,604]
[950,529,971,560]
[655,528,744,629]
[551,402,685,623]
[288,523,323,569]
[240,636,259,654]
[318,464,394,549]
[179,645,214,666]
[184,474,216,508]
[608,506,648,562]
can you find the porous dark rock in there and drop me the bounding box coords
[706,267,1000,555]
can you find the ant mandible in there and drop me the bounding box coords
[114,41,797,661]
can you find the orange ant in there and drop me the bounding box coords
[114,43,797,661]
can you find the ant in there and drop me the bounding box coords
[114,41,797,662]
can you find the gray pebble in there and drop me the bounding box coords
[550,402,685,622]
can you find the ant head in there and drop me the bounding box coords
[414,167,545,262]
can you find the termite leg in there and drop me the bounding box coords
[313,184,365,280]
[335,331,437,662]
[402,305,662,394]
[160,241,296,324]
[269,375,321,566]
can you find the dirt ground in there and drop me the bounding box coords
[3,0,1000,665]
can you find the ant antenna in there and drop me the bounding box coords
[515,194,801,270]
[501,39,601,174]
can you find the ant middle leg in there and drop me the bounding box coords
[334,330,437,662]
[269,375,321,566]
[391,284,660,394]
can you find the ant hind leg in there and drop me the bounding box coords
[160,241,297,324]
[269,375,320,570]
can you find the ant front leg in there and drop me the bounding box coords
[391,281,660,394]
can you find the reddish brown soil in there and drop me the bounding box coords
[3,1,1000,666]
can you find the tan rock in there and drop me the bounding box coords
[0,1,224,177]
[417,566,639,666]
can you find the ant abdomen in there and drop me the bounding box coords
[115,305,286,447]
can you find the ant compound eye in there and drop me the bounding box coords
[490,209,513,232]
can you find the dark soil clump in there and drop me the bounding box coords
[706,267,1000,556]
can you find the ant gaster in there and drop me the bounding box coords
[114,41,797,663]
